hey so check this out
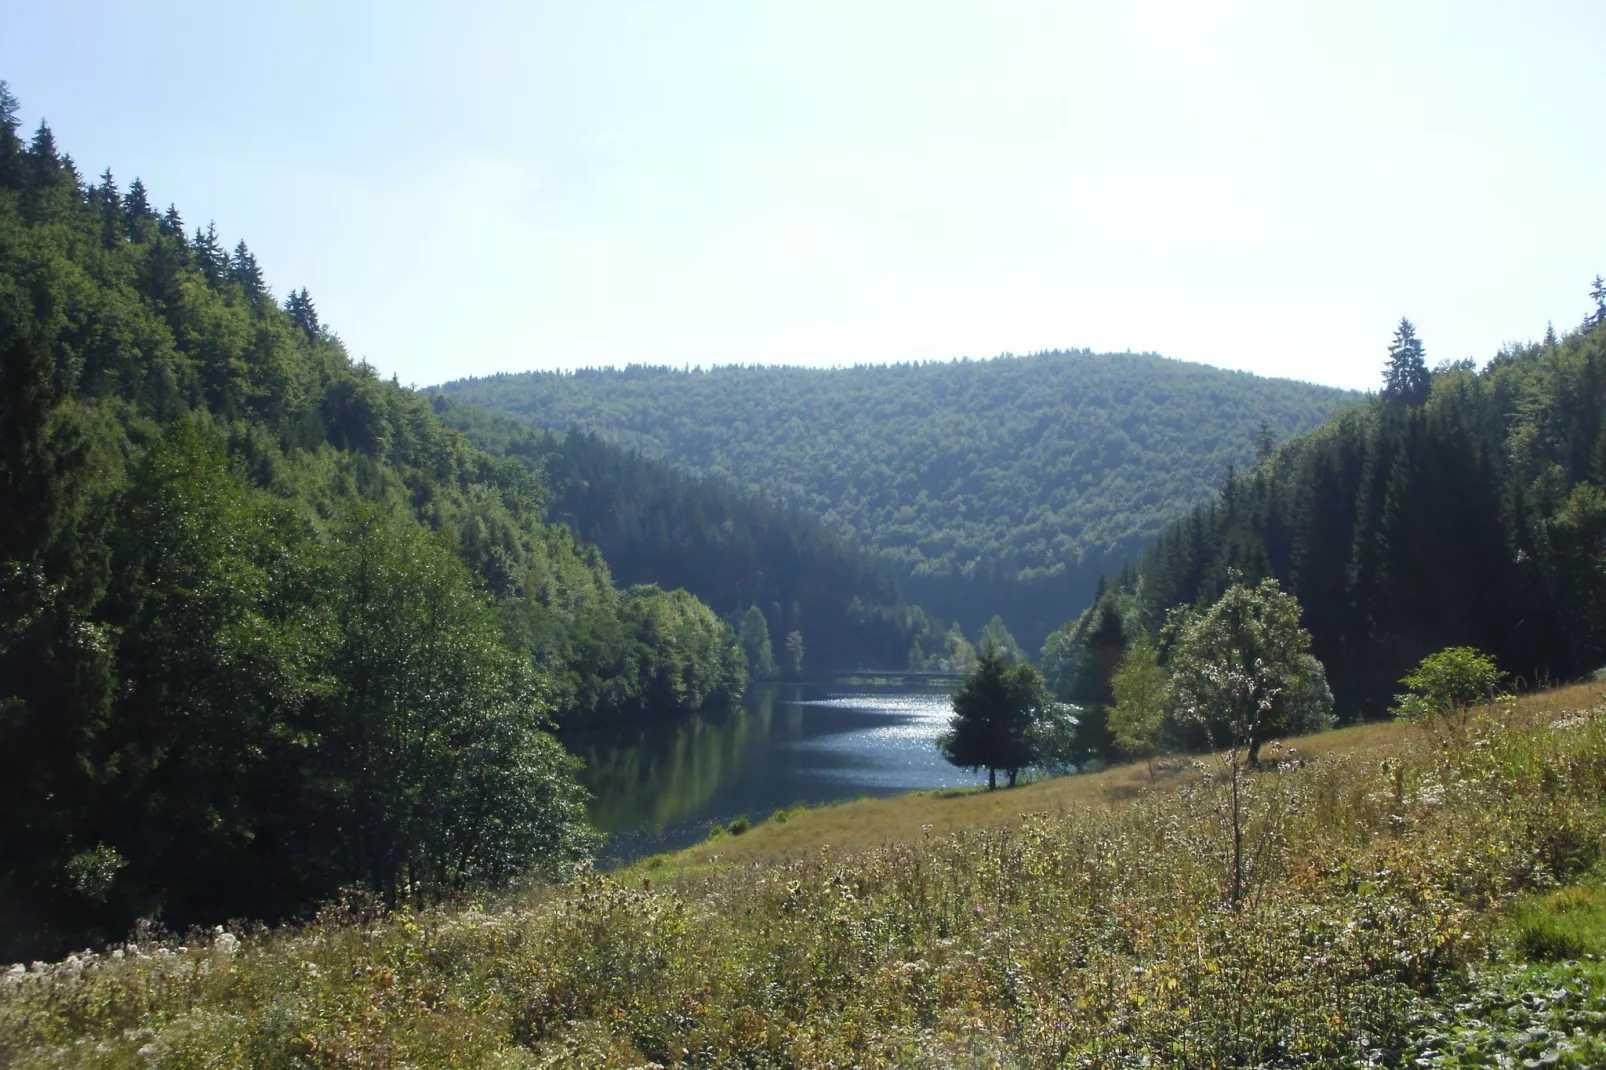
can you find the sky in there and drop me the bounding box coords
[3,0,1603,392]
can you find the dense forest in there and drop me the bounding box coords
[0,85,746,958]
[1048,301,1606,752]
[436,401,948,672]
[441,353,1357,646]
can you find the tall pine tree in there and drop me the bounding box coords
[1382,318,1431,405]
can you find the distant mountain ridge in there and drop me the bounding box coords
[440,351,1360,645]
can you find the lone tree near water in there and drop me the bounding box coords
[938,650,1051,789]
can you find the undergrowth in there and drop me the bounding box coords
[2,688,1603,1067]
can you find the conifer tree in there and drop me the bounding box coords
[228,239,265,299]
[22,123,76,225]
[1590,275,1606,330]
[0,81,23,187]
[1381,318,1431,405]
[192,222,225,282]
[122,177,152,239]
[938,649,1049,789]
[285,287,320,337]
[26,122,59,185]
[158,204,184,239]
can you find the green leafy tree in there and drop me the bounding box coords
[1169,578,1330,905]
[785,629,804,676]
[943,622,978,674]
[938,650,1050,789]
[979,613,1025,664]
[740,604,777,679]
[1108,637,1169,778]
[1169,577,1330,768]
[1391,646,1504,736]
[318,507,597,904]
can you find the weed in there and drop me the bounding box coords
[3,684,1603,1067]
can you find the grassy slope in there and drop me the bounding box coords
[649,718,1417,875]
[5,685,1605,1068]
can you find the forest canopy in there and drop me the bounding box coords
[441,351,1357,646]
[0,82,743,958]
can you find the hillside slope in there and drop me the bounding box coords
[1057,302,1606,723]
[441,353,1358,645]
[7,684,1603,1067]
[0,84,742,957]
[438,400,944,671]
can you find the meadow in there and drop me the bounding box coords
[4,684,1605,1068]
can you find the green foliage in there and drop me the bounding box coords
[442,353,1356,647]
[1394,646,1506,727]
[0,86,741,957]
[1384,316,1432,405]
[725,815,750,836]
[62,846,124,903]
[739,605,777,679]
[7,693,1606,1067]
[784,629,805,676]
[438,414,940,671]
[937,650,1051,788]
[1169,577,1332,764]
[977,613,1024,664]
[1401,962,1606,1068]
[1108,637,1169,769]
[1119,306,1606,720]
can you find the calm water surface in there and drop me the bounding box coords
[563,682,986,866]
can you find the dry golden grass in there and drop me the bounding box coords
[637,684,1603,875]
[7,681,1604,1067]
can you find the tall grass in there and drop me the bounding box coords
[3,686,1603,1067]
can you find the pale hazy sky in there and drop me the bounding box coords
[4,1,1603,391]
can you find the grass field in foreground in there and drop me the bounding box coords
[4,684,1605,1068]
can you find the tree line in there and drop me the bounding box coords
[434,402,951,674]
[0,83,743,958]
[1039,301,1606,765]
[440,344,1357,649]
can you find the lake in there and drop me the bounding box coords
[563,681,987,866]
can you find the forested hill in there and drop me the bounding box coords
[0,84,742,957]
[440,353,1358,646]
[437,401,947,672]
[1058,301,1606,726]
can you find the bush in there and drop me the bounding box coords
[1393,646,1504,726]
[726,816,750,836]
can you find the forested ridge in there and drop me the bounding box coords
[0,85,745,958]
[1048,300,1606,746]
[440,353,1357,646]
[437,401,947,672]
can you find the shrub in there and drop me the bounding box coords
[1393,646,1504,731]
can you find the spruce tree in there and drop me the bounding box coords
[0,81,23,187]
[228,239,265,299]
[1590,275,1606,330]
[1381,318,1431,405]
[158,204,184,239]
[285,287,320,337]
[122,177,152,239]
[192,222,225,282]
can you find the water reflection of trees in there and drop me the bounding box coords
[567,685,795,832]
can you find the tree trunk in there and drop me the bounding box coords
[988,767,996,790]
[1007,768,1018,788]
